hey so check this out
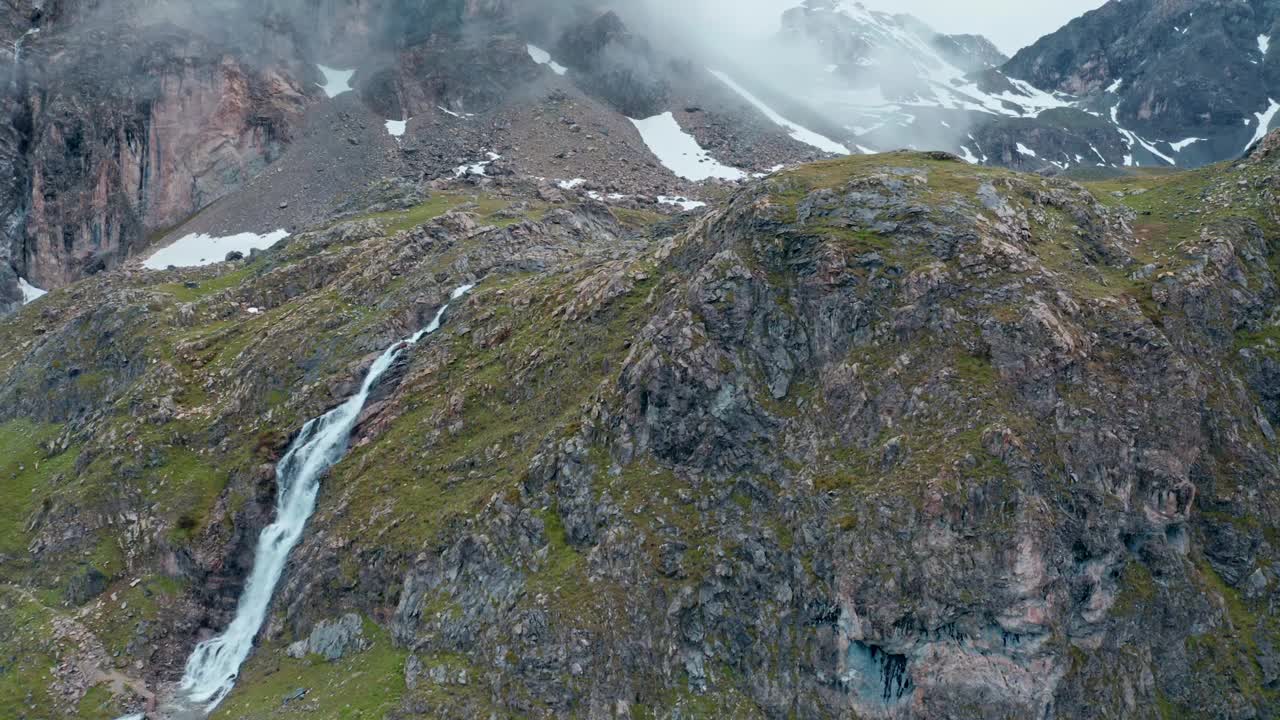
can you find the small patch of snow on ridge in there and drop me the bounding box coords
[1244,99,1280,153]
[1015,142,1037,158]
[1106,77,1123,93]
[1261,35,1271,56]
[454,152,501,178]
[558,178,586,189]
[708,69,850,155]
[143,230,290,270]
[18,277,46,304]
[658,195,707,211]
[316,65,354,98]
[385,119,408,139]
[751,164,786,178]
[527,44,568,75]
[437,106,474,119]
[628,112,746,182]
[1169,137,1203,152]
[958,145,979,164]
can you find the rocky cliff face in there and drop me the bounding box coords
[0,4,318,307]
[20,27,310,288]
[0,0,540,308]
[1004,0,1280,163]
[2,131,1280,717]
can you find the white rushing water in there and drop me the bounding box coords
[155,283,474,716]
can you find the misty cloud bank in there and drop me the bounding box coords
[27,0,1051,156]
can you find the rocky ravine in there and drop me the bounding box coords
[3,133,1280,718]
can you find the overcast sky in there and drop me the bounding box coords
[715,0,1111,55]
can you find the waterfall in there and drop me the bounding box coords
[10,28,37,85]
[14,28,37,64]
[145,284,474,717]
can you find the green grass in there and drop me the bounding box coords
[0,420,78,559]
[1084,161,1278,247]
[75,682,129,718]
[0,586,60,717]
[953,351,998,387]
[327,267,664,553]
[1184,556,1278,708]
[214,619,407,720]
[87,574,187,656]
[154,265,256,302]
[527,508,588,602]
[357,192,539,234]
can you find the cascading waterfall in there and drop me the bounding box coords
[140,284,474,717]
[10,28,37,85]
[14,28,37,63]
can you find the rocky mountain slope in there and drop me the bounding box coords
[0,0,830,314]
[6,0,1280,320]
[4,113,1280,717]
[767,0,1280,174]
[1005,0,1279,167]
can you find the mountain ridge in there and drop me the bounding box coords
[3,125,1280,717]
[4,0,1280,313]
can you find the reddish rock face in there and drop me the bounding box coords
[1,0,533,300]
[18,32,309,288]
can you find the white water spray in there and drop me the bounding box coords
[149,284,474,716]
[8,28,37,86]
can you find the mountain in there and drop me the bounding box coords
[765,0,1280,172]
[713,0,1280,176]
[4,0,1280,716]
[0,0,847,314]
[6,0,1280,318]
[5,120,1280,717]
[9,0,1280,316]
[1004,0,1280,166]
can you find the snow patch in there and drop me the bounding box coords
[958,145,979,164]
[1111,104,1176,165]
[1260,35,1271,56]
[437,106,474,119]
[557,178,586,189]
[385,119,408,139]
[1169,137,1203,152]
[1015,142,1037,158]
[316,65,354,98]
[527,44,568,75]
[143,230,290,270]
[708,69,850,155]
[454,152,501,178]
[18,277,46,304]
[628,112,746,182]
[658,195,707,211]
[1106,77,1123,93]
[1243,99,1280,153]
[855,145,877,155]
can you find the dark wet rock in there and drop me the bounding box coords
[65,567,108,605]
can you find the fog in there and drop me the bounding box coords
[39,0,1111,153]
[612,0,970,152]
[619,0,1108,54]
